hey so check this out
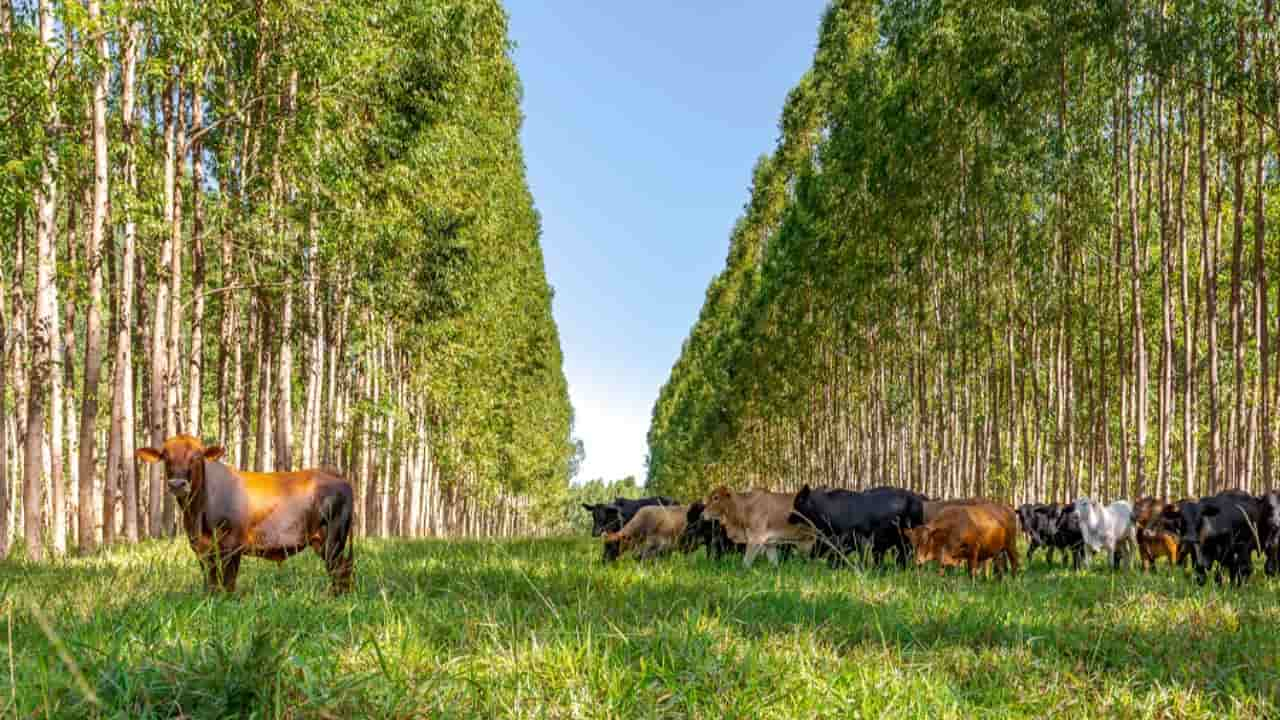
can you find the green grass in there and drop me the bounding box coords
[2,538,1278,719]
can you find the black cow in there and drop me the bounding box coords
[1016,503,1053,562]
[682,502,744,560]
[582,496,677,537]
[1042,503,1085,569]
[789,486,924,568]
[1173,490,1263,586]
[1017,503,1084,568]
[1257,490,1280,577]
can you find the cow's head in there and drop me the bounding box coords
[1132,497,1161,529]
[1072,498,1099,528]
[789,485,820,528]
[1015,504,1034,533]
[136,435,224,498]
[602,530,631,561]
[1017,504,1051,543]
[1174,500,1210,571]
[905,525,938,565]
[1051,503,1080,535]
[702,486,734,522]
[1159,501,1187,538]
[582,503,623,537]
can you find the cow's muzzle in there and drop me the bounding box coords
[167,477,190,494]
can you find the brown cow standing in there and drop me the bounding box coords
[905,503,1020,579]
[703,487,815,567]
[602,504,689,560]
[1133,496,1180,570]
[137,434,355,594]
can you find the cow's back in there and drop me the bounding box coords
[746,491,802,533]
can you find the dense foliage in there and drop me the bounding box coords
[0,0,575,558]
[649,0,1279,505]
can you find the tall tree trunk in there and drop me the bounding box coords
[163,79,187,535]
[49,207,67,556]
[256,296,273,471]
[188,73,207,439]
[111,7,139,543]
[24,0,61,560]
[78,0,110,554]
[1156,54,1173,499]
[1255,29,1271,491]
[148,72,176,538]
[1124,59,1148,498]
[1229,26,1247,490]
[1199,79,1221,492]
[303,192,322,468]
[0,248,9,557]
[275,291,293,470]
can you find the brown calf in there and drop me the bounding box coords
[137,435,354,594]
[703,487,815,567]
[602,504,689,560]
[1133,496,1180,570]
[906,503,1020,579]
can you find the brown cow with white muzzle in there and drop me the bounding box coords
[137,434,354,594]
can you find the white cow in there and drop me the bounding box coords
[1073,498,1137,570]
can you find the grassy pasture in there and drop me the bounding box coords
[1,537,1278,719]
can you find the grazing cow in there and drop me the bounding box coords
[1174,490,1263,586]
[790,486,924,567]
[703,487,815,567]
[1015,503,1054,563]
[905,503,1020,579]
[1040,503,1086,569]
[1259,490,1280,577]
[1073,498,1136,570]
[1132,497,1180,570]
[682,502,743,560]
[582,496,677,537]
[137,435,354,594]
[602,504,690,560]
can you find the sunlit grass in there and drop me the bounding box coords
[2,538,1277,718]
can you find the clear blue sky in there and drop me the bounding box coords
[505,1,829,485]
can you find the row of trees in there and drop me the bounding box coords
[0,0,576,560]
[648,0,1278,507]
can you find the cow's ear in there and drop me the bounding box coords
[202,445,225,462]
[136,447,164,464]
[798,485,811,500]
[582,504,595,512]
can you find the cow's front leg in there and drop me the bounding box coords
[198,552,220,592]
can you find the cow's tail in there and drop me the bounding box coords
[321,484,356,595]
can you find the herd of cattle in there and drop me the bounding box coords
[115,430,1280,595]
[582,486,1280,586]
